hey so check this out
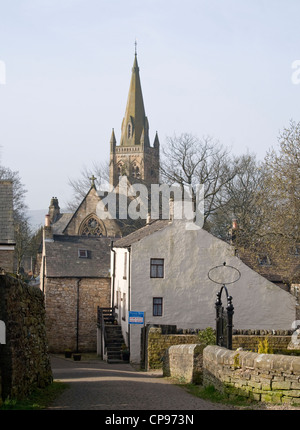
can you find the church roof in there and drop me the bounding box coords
[120,53,149,147]
[0,181,15,244]
[45,235,111,278]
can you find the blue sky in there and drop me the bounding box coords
[0,0,300,211]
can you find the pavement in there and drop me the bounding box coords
[47,354,234,411]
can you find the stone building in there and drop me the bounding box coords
[0,181,15,273]
[40,51,160,352]
[109,52,160,189]
[111,218,297,364]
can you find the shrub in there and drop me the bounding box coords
[198,327,216,346]
[257,337,273,354]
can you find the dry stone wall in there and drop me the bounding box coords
[147,326,293,369]
[203,345,300,404]
[0,273,52,402]
[163,344,204,384]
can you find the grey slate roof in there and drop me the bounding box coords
[51,213,73,235]
[0,181,15,244]
[45,235,111,278]
[113,219,170,248]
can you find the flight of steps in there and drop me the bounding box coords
[105,324,125,363]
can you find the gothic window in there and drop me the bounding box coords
[80,216,103,237]
[117,163,126,176]
[132,163,140,179]
[128,123,132,139]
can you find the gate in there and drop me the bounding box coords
[208,262,240,350]
[215,285,234,349]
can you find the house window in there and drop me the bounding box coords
[78,249,88,258]
[153,297,163,316]
[150,258,164,278]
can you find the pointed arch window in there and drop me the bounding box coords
[80,216,104,237]
[132,163,140,179]
[128,123,132,139]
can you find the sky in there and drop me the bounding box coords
[0,0,300,214]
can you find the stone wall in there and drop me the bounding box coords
[44,277,110,353]
[232,334,291,352]
[0,273,52,401]
[163,344,204,384]
[146,326,293,369]
[203,345,300,405]
[146,327,199,369]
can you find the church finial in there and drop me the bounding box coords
[89,175,97,188]
[135,39,137,56]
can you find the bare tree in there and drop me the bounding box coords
[67,161,110,211]
[160,133,240,226]
[0,164,31,274]
[209,153,266,242]
[260,120,300,249]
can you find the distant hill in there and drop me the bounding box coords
[27,209,47,231]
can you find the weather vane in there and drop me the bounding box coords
[135,39,137,56]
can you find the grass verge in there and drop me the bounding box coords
[0,381,69,410]
[181,383,258,409]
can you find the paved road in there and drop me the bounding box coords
[47,355,233,411]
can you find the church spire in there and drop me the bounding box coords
[120,52,149,147]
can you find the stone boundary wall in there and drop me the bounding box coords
[203,345,300,405]
[163,344,204,384]
[0,274,52,402]
[147,326,293,369]
[147,327,198,369]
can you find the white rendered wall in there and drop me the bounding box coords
[113,220,296,363]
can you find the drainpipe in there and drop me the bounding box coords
[76,279,81,353]
[111,241,116,312]
[127,246,131,354]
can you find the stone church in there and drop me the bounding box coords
[40,51,160,353]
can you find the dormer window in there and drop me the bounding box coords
[78,249,88,258]
[258,255,271,266]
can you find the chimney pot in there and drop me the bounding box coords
[45,214,50,227]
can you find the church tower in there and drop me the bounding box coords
[109,51,160,188]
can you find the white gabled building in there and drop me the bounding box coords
[111,219,297,364]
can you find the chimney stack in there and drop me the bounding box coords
[48,197,60,223]
[44,214,53,241]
